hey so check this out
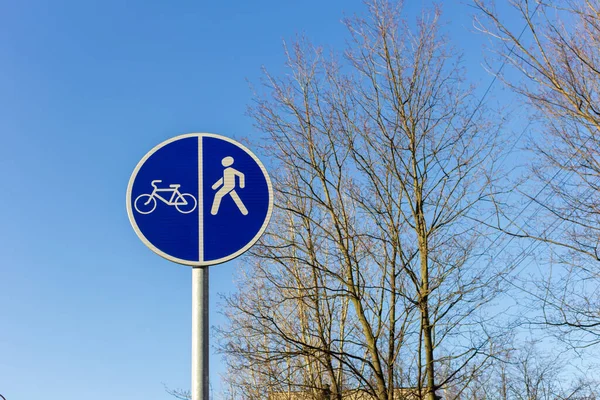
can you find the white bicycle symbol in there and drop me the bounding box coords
[134,180,197,214]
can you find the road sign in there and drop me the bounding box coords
[126,133,273,266]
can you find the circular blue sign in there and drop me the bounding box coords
[126,133,273,266]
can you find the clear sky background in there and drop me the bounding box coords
[0,1,526,399]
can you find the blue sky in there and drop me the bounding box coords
[0,1,524,399]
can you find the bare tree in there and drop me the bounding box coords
[457,340,599,400]
[474,0,600,347]
[165,387,191,400]
[216,1,513,399]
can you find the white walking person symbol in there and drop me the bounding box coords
[210,156,248,215]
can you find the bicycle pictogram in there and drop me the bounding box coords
[134,180,197,214]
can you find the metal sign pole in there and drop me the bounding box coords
[192,266,209,400]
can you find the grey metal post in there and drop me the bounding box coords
[192,266,209,400]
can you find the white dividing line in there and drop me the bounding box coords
[198,135,204,263]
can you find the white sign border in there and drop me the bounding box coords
[126,132,274,267]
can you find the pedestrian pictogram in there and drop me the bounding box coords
[126,133,273,266]
[210,156,248,216]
